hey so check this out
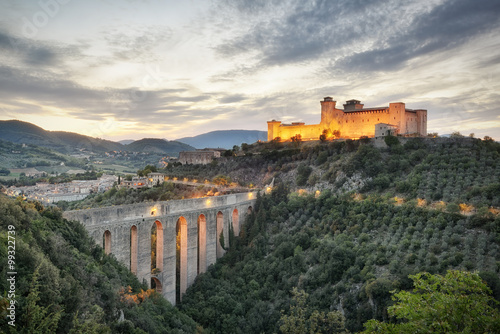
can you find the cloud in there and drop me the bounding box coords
[102,25,174,62]
[211,0,500,75]
[219,94,247,104]
[0,28,88,68]
[337,0,500,72]
[213,0,406,66]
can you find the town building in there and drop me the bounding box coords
[267,97,427,141]
[147,172,166,187]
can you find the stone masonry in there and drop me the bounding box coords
[63,192,256,305]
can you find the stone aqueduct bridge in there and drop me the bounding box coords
[63,192,257,305]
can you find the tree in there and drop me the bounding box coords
[20,267,63,333]
[320,129,329,142]
[384,135,400,147]
[483,136,494,142]
[362,270,500,333]
[291,134,302,147]
[280,288,348,334]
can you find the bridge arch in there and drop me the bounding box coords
[130,225,138,274]
[216,211,224,258]
[103,230,111,255]
[151,277,162,294]
[151,220,164,273]
[176,216,188,303]
[232,208,239,236]
[198,214,207,274]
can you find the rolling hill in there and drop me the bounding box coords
[0,120,122,153]
[176,130,267,149]
[0,120,194,154]
[126,138,194,154]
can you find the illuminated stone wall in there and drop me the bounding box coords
[268,97,427,141]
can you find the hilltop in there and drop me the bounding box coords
[159,136,500,332]
[0,120,122,153]
[176,130,267,149]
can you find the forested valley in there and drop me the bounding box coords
[1,135,499,333]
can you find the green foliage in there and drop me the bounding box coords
[181,188,500,333]
[0,195,199,332]
[64,181,211,210]
[384,135,400,147]
[19,266,63,333]
[280,288,348,334]
[219,230,226,251]
[137,164,157,177]
[297,164,312,186]
[316,151,328,165]
[362,270,500,333]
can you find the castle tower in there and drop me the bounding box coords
[415,109,427,136]
[389,102,406,135]
[320,97,336,125]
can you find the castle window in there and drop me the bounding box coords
[346,120,348,123]
[378,118,379,121]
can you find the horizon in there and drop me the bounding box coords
[1,1,499,141]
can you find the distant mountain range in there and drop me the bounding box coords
[0,120,194,155]
[175,130,267,149]
[0,120,266,154]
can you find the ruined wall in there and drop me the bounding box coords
[179,151,218,165]
[63,192,256,305]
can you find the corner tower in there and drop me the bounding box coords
[320,97,336,125]
[267,120,281,141]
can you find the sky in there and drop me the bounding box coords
[0,0,499,141]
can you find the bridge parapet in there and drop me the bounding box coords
[63,191,257,226]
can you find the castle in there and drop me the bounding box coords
[267,97,427,141]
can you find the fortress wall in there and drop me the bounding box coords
[275,124,323,141]
[405,111,418,134]
[338,110,391,138]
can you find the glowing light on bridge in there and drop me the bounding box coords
[151,207,157,216]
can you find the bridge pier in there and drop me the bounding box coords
[63,192,257,305]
